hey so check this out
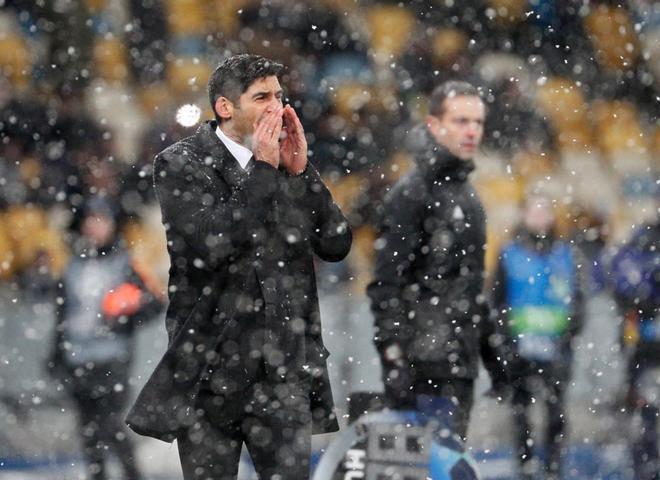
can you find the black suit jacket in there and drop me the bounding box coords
[126,121,351,442]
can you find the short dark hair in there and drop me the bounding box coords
[208,54,284,124]
[429,81,482,118]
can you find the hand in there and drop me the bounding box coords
[252,107,283,169]
[279,104,308,175]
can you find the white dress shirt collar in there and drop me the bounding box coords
[215,126,252,171]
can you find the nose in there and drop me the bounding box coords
[268,96,283,111]
[465,122,480,138]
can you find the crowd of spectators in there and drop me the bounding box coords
[0,0,657,295]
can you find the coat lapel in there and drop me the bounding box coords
[195,120,251,189]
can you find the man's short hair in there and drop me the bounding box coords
[429,81,482,118]
[208,54,284,123]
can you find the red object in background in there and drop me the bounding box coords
[102,283,143,317]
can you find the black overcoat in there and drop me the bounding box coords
[126,121,351,442]
[367,127,508,383]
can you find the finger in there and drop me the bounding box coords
[254,108,274,131]
[283,106,304,140]
[266,109,283,141]
[254,109,280,140]
[271,115,283,142]
[289,106,305,133]
[283,105,297,132]
[253,112,270,139]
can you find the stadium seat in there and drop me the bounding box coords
[332,83,373,121]
[431,28,469,67]
[475,175,525,209]
[383,151,414,184]
[84,0,107,14]
[365,5,415,62]
[93,37,129,83]
[0,33,30,88]
[206,0,253,35]
[167,56,212,98]
[3,206,69,276]
[486,0,526,26]
[138,82,172,118]
[512,149,558,183]
[535,77,594,151]
[584,4,640,71]
[653,124,660,159]
[165,0,206,36]
[0,219,16,280]
[591,100,648,156]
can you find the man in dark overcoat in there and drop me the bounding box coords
[126,54,352,480]
[367,81,510,441]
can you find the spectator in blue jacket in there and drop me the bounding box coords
[492,194,585,480]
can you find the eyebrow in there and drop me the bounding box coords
[252,89,284,99]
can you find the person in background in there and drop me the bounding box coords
[48,197,164,480]
[492,194,585,480]
[610,214,659,480]
[367,80,510,442]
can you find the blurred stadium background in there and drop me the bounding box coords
[0,0,658,478]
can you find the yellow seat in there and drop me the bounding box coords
[431,28,468,67]
[0,220,16,280]
[94,37,129,83]
[332,83,372,122]
[535,77,594,151]
[3,206,69,277]
[486,0,526,27]
[365,5,415,63]
[321,173,363,216]
[652,125,660,163]
[85,0,107,14]
[166,0,206,36]
[383,151,414,184]
[317,0,359,14]
[584,5,640,71]
[167,56,212,98]
[591,100,648,156]
[138,82,172,118]
[206,0,253,36]
[536,77,589,124]
[0,33,30,88]
[474,175,525,209]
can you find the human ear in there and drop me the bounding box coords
[215,96,234,121]
[426,114,443,140]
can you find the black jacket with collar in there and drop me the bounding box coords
[126,121,351,442]
[367,127,507,384]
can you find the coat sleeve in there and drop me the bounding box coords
[367,182,424,353]
[285,163,352,262]
[123,258,168,329]
[154,149,279,269]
